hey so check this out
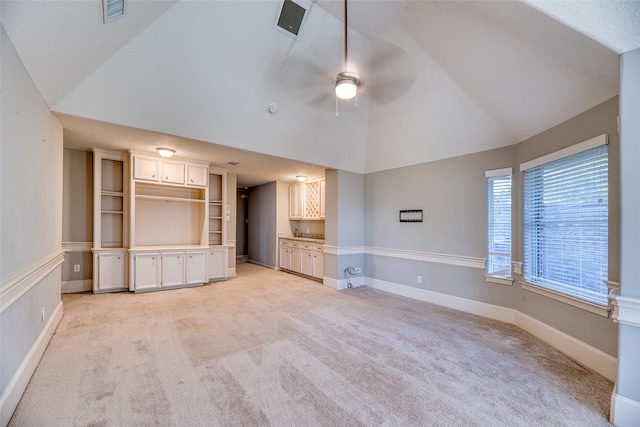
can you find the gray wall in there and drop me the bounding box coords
[513,96,619,356]
[325,169,365,282]
[247,182,277,268]
[62,149,93,242]
[361,97,619,357]
[1,26,64,423]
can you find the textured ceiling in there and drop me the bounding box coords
[2,0,638,187]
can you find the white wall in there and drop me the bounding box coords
[0,26,64,425]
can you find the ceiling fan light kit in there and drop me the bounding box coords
[335,77,357,100]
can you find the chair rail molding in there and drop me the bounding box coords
[0,250,65,314]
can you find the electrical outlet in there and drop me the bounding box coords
[417,275,422,284]
[355,267,362,273]
[73,264,80,272]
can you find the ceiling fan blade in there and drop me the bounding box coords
[366,39,417,106]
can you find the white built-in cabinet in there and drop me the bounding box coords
[92,149,129,293]
[92,149,228,293]
[279,238,324,281]
[289,179,325,220]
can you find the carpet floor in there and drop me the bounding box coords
[9,262,613,426]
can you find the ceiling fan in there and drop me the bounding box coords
[279,0,417,113]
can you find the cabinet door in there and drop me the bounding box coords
[186,164,208,187]
[134,253,161,291]
[289,184,304,219]
[312,252,324,279]
[186,251,207,285]
[133,156,160,182]
[161,160,185,184]
[97,252,126,291]
[279,241,290,270]
[162,252,185,287]
[208,248,227,280]
[300,250,313,276]
[289,246,301,272]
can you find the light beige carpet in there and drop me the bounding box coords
[10,262,612,426]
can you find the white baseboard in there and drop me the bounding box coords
[0,300,63,426]
[61,279,92,294]
[367,277,617,382]
[611,385,640,426]
[227,268,237,278]
[515,312,617,381]
[368,278,516,324]
[324,276,365,290]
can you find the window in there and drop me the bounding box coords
[486,168,512,280]
[521,135,608,306]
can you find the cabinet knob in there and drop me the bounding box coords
[117,256,121,260]
[152,174,156,178]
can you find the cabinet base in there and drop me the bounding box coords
[280,268,323,283]
[132,282,204,293]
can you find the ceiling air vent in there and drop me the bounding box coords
[274,0,309,39]
[103,0,125,24]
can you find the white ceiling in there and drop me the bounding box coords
[2,0,639,187]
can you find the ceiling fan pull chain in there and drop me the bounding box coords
[355,93,358,111]
[336,95,339,118]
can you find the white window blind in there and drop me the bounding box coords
[486,169,512,277]
[522,143,608,306]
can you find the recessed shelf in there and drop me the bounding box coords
[102,210,124,215]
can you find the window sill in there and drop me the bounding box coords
[520,281,610,317]
[484,275,513,286]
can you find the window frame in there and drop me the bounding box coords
[485,168,513,285]
[519,134,609,316]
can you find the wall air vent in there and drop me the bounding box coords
[274,0,309,39]
[103,0,125,24]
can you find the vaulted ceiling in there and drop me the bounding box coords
[2,1,639,186]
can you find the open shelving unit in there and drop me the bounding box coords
[92,149,128,293]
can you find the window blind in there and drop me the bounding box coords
[523,144,608,305]
[487,173,512,277]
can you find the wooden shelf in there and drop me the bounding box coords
[102,191,124,197]
[135,194,206,204]
[102,210,124,215]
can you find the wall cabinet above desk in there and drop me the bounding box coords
[132,154,208,188]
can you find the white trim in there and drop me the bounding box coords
[324,276,365,291]
[61,279,92,294]
[515,311,617,381]
[366,246,485,270]
[519,133,608,171]
[324,245,485,270]
[227,267,237,278]
[484,275,513,286]
[322,245,364,256]
[611,385,640,426]
[484,167,512,178]
[0,251,65,314]
[367,277,617,382]
[62,242,92,252]
[521,281,609,317]
[0,300,63,427]
[369,278,516,323]
[610,294,640,328]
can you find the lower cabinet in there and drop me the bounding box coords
[133,252,161,291]
[187,251,208,285]
[130,248,209,292]
[93,249,128,293]
[207,247,228,281]
[279,239,324,282]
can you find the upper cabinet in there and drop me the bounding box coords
[289,179,325,220]
[132,154,207,188]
